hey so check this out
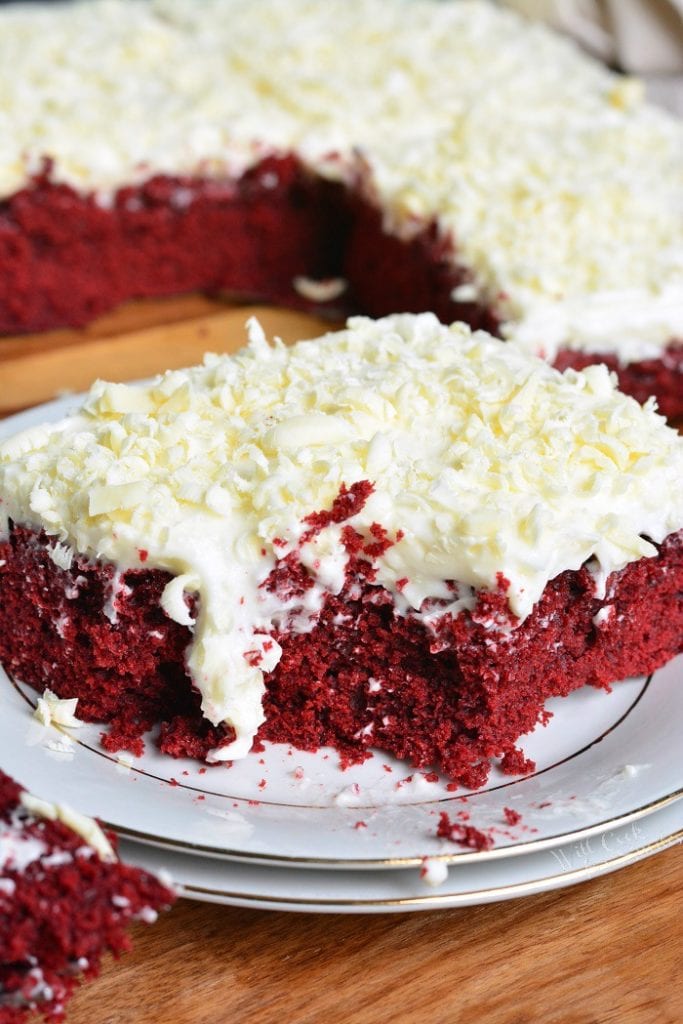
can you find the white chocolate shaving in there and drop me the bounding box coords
[19,793,116,863]
[34,688,83,729]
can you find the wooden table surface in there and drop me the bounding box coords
[1,297,681,1024]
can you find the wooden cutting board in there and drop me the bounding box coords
[0,295,334,416]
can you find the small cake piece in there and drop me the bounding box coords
[0,0,682,415]
[0,771,174,1022]
[1,313,682,787]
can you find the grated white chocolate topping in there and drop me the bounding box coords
[2,314,683,759]
[19,793,116,862]
[34,688,84,729]
[0,791,114,877]
[1,0,682,362]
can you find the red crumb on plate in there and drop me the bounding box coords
[503,807,522,826]
[436,812,494,851]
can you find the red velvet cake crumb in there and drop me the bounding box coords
[500,749,537,778]
[0,771,174,1022]
[300,481,374,543]
[503,807,522,826]
[436,812,494,851]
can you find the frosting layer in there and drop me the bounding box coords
[1,0,682,360]
[2,313,683,759]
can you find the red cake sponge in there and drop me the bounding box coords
[0,770,175,1022]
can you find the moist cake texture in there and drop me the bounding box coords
[1,313,682,785]
[0,0,682,413]
[0,770,174,1022]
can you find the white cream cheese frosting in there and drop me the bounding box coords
[2,313,683,759]
[0,0,682,362]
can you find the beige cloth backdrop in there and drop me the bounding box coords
[503,0,683,113]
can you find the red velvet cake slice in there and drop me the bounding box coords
[1,0,682,416]
[0,770,174,1022]
[1,313,682,787]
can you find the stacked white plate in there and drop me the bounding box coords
[1,398,682,913]
[2,659,681,914]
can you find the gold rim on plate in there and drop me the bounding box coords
[9,673,682,869]
[174,828,683,908]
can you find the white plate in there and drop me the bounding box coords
[1,396,682,869]
[3,663,682,868]
[117,796,683,913]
